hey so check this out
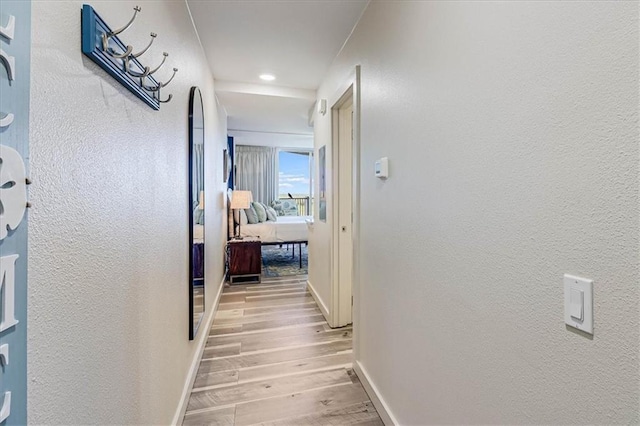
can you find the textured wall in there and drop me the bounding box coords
[313,1,639,423]
[308,137,332,312]
[28,1,227,423]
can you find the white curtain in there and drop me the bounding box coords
[235,145,278,204]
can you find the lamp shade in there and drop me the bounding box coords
[230,190,253,210]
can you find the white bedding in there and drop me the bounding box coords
[239,216,311,242]
[193,224,204,244]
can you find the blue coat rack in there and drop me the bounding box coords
[81,4,177,110]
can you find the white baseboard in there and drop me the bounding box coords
[354,360,399,426]
[172,274,226,425]
[306,279,330,323]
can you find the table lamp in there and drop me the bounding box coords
[230,190,252,239]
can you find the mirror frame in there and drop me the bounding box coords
[188,86,205,340]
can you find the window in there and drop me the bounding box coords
[278,150,313,215]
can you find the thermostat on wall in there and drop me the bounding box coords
[375,157,389,178]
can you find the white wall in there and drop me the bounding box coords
[28,1,227,423]
[312,1,639,423]
[308,119,333,309]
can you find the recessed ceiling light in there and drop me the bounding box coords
[259,74,276,81]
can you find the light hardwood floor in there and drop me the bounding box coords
[183,275,383,426]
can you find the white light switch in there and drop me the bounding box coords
[564,274,593,334]
[374,157,389,179]
[569,288,583,320]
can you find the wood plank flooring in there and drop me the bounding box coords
[183,275,383,426]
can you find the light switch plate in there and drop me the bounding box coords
[564,274,593,334]
[374,157,389,179]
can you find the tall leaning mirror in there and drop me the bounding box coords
[189,86,205,340]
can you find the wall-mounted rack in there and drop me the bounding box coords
[81,4,177,110]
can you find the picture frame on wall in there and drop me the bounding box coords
[319,145,326,222]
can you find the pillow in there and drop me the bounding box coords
[272,199,298,216]
[259,202,271,218]
[233,208,248,225]
[252,202,267,223]
[266,206,278,222]
[245,205,259,224]
[194,208,204,225]
[271,201,284,215]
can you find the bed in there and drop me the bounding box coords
[237,215,311,242]
[240,216,312,269]
[227,190,310,268]
[237,215,310,268]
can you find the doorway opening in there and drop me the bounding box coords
[330,66,360,328]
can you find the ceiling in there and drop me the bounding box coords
[187,0,369,145]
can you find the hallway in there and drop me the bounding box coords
[183,276,383,425]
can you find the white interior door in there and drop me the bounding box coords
[334,97,353,326]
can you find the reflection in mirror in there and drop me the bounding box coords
[189,86,205,340]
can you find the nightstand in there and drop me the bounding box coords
[227,237,262,284]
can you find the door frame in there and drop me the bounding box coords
[329,66,361,330]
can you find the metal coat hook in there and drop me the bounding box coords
[108,44,133,59]
[124,32,156,75]
[147,52,168,76]
[142,67,178,92]
[157,93,173,103]
[131,32,156,59]
[162,68,179,88]
[101,6,140,51]
[125,59,149,78]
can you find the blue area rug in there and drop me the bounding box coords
[262,244,308,277]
